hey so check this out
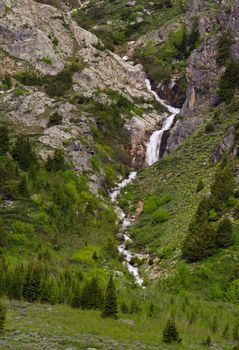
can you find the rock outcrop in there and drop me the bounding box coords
[168,0,239,153]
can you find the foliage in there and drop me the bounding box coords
[0,126,9,156]
[217,31,234,66]
[102,275,118,319]
[163,319,181,343]
[0,299,6,333]
[48,112,63,127]
[12,135,37,171]
[218,59,239,103]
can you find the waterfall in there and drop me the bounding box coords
[110,172,144,286]
[111,79,180,286]
[145,79,180,166]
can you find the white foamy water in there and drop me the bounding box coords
[111,79,180,286]
[145,79,180,166]
[110,172,144,286]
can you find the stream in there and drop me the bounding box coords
[110,78,180,286]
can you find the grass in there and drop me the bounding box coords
[2,292,239,349]
[118,107,239,296]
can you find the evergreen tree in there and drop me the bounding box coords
[70,283,81,308]
[217,31,233,66]
[187,19,200,53]
[8,264,25,300]
[0,126,9,156]
[45,149,67,172]
[102,275,118,319]
[196,179,204,193]
[0,299,6,333]
[18,174,29,197]
[216,217,233,248]
[81,277,103,310]
[39,277,51,303]
[182,222,215,262]
[12,135,36,171]
[163,319,181,343]
[23,264,42,302]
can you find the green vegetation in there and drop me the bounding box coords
[47,112,63,127]
[0,299,6,333]
[182,161,234,262]
[14,59,85,98]
[73,0,188,50]
[217,31,234,66]
[102,275,118,319]
[218,59,239,103]
[163,319,181,343]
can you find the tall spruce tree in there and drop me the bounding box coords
[0,299,6,333]
[0,126,9,156]
[12,135,36,171]
[8,264,25,300]
[163,319,181,343]
[216,217,233,248]
[23,264,42,302]
[102,275,118,319]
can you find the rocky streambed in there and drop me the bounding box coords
[111,79,180,286]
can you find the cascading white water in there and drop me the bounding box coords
[111,78,180,286]
[110,172,144,287]
[145,79,180,166]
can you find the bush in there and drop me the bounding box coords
[152,209,170,223]
[48,112,63,127]
[45,69,73,97]
[0,300,6,333]
[218,59,239,103]
[163,319,181,343]
[217,32,233,66]
[144,195,171,213]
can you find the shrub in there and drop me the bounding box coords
[48,112,63,127]
[0,300,6,333]
[0,125,9,155]
[196,179,204,193]
[15,70,44,86]
[218,59,239,103]
[152,209,170,223]
[12,135,37,170]
[38,57,52,64]
[45,69,73,97]
[217,31,233,66]
[163,319,181,343]
[215,217,233,248]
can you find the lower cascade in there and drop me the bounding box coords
[145,79,180,166]
[111,79,180,286]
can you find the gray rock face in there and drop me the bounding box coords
[124,111,167,168]
[167,116,203,153]
[211,127,236,163]
[181,36,221,117]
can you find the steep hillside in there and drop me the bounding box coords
[0,0,239,349]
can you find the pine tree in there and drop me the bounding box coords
[102,275,118,319]
[81,277,103,310]
[163,319,181,343]
[0,299,6,333]
[70,283,81,308]
[0,126,9,156]
[196,179,204,193]
[182,222,215,262]
[12,135,36,171]
[216,217,233,248]
[23,264,42,302]
[45,149,66,172]
[8,264,25,300]
[18,175,29,197]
